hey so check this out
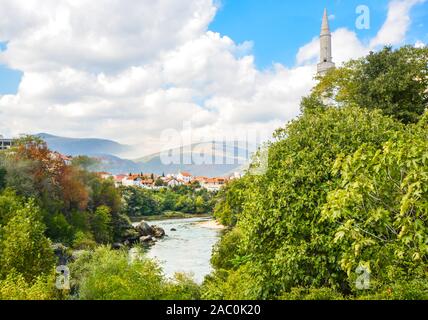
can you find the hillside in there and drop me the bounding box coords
[37,133,132,157]
[39,134,254,176]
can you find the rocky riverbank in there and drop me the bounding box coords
[51,220,167,265]
[117,220,166,247]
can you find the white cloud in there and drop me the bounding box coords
[415,40,426,48]
[0,0,424,155]
[297,28,369,67]
[370,0,426,48]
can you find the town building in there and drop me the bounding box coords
[166,178,183,188]
[317,9,335,76]
[0,136,14,150]
[177,172,193,183]
[113,174,127,187]
[109,170,233,192]
[200,177,228,192]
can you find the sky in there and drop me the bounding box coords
[0,0,427,155]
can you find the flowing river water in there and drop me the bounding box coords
[134,217,223,284]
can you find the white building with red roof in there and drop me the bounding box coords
[177,171,193,183]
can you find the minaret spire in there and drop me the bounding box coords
[321,8,330,34]
[317,8,335,76]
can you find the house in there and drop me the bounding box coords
[0,136,14,150]
[201,177,228,192]
[177,171,193,183]
[121,174,157,189]
[140,179,155,189]
[166,178,183,188]
[113,174,127,187]
[122,174,142,187]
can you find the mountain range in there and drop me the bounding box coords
[37,133,255,177]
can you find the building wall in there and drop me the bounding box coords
[0,139,13,150]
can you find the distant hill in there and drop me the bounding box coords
[88,154,142,174]
[37,133,132,157]
[135,141,256,177]
[38,133,256,177]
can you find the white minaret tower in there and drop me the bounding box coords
[317,9,335,76]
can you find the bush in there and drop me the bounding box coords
[70,247,201,300]
[45,213,75,244]
[280,287,345,300]
[90,206,113,244]
[202,265,261,300]
[72,231,97,250]
[0,195,55,282]
[358,278,428,300]
[321,119,428,288]
[0,272,60,300]
[164,273,201,300]
[211,228,243,271]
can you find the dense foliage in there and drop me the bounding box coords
[309,46,428,124]
[203,46,428,300]
[0,137,130,247]
[69,246,201,300]
[121,185,216,217]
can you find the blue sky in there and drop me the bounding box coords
[0,42,23,95]
[210,0,428,68]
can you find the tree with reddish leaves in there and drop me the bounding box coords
[3,136,89,214]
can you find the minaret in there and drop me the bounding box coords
[317,9,335,76]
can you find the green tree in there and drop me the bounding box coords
[214,178,250,227]
[210,106,402,299]
[0,195,55,282]
[70,247,200,300]
[195,196,206,213]
[71,156,99,171]
[321,114,428,291]
[0,272,59,300]
[45,212,75,244]
[90,206,113,244]
[155,178,166,187]
[122,187,160,216]
[309,46,428,124]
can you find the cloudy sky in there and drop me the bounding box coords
[0,0,427,155]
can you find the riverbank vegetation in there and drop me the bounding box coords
[0,46,426,300]
[121,185,216,218]
[0,137,204,299]
[204,46,428,300]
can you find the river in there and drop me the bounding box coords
[136,217,223,284]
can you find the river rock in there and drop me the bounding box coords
[171,228,177,232]
[112,243,124,250]
[51,243,70,265]
[135,221,153,236]
[152,225,165,238]
[140,235,154,243]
